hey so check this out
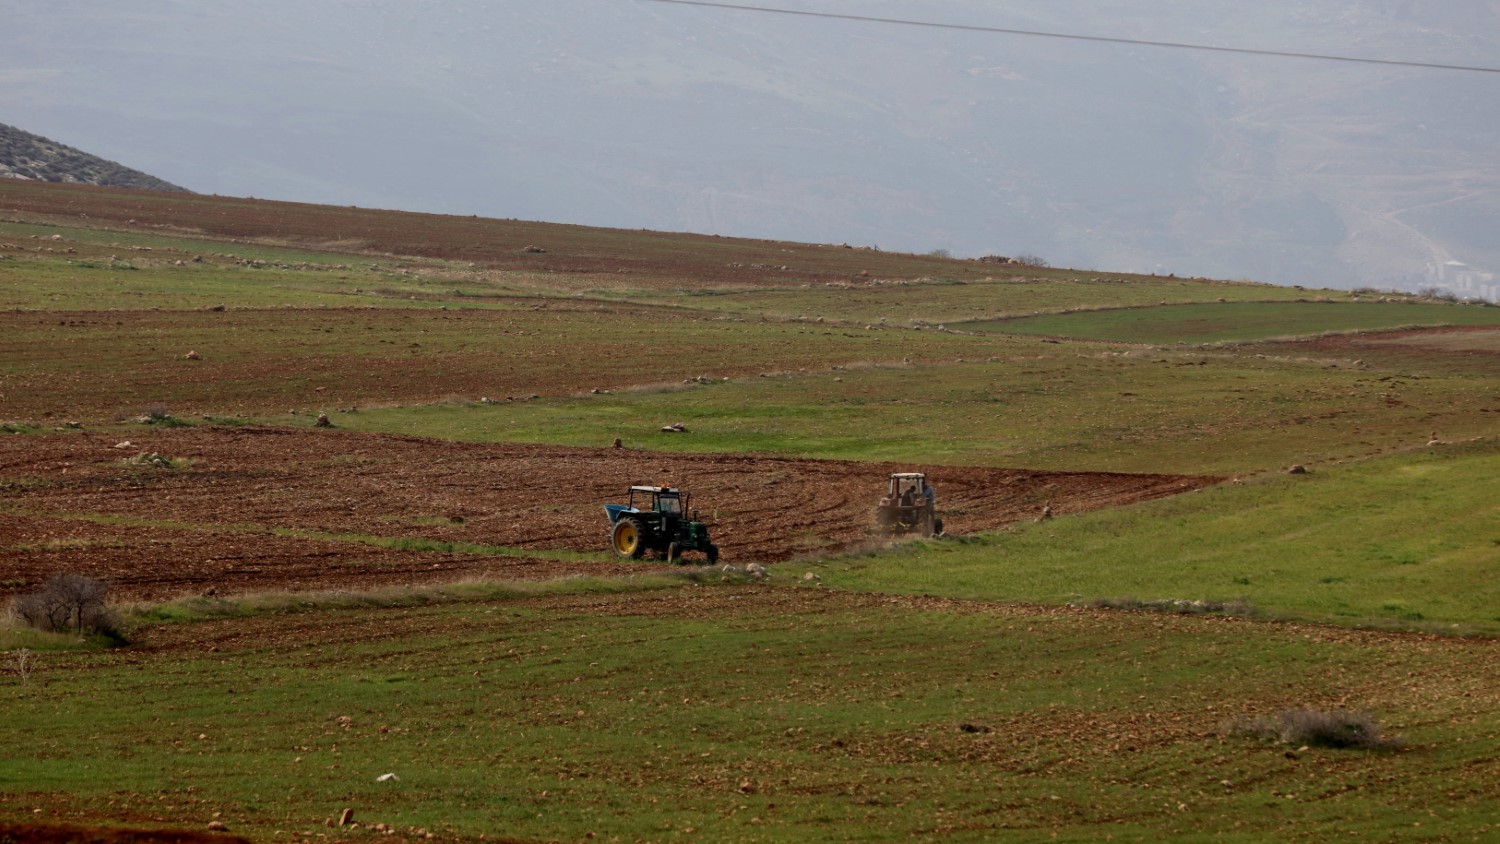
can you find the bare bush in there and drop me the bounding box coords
[12,574,123,640]
[1228,708,1401,750]
[13,648,36,685]
[1090,596,1255,617]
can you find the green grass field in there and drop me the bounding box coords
[821,438,1500,634]
[5,589,1497,842]
[331,349,1496,475]
[3,182,1498,842]
[965,301,1500,344]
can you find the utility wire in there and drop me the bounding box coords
[637,0,1500,75]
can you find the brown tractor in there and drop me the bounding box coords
[875,472,943,537]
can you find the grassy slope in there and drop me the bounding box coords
[5,182,1500,841]
[822,439,1500,633]
[967,301,1500,344]
[4,591,1497,842]
[334,349,1494,475]
[606,276,1315,325]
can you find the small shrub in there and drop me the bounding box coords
[123,452,188,469]
[1090,596,1255,617]
[139,404,190,427]
[13,648,35,686]
[11,574,125,642]
[1228,708,1402,750]
[1417,287,1461,303]
[1013,253,1051,268]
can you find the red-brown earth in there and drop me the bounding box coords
[0,179,996,285]
[0,822,251,844]
[0,428,1218,600]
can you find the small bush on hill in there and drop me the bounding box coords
[1228,708,1402,750]
[1090,596,1255,617]
[123,452,188,469]
[139,403,190,427]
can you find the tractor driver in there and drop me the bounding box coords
[899,484,917,507]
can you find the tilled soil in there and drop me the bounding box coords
[1,427,1219,599]
[1257,325,1500,376]
[0,823,252,844]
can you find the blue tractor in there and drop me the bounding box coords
[604,485,719,564]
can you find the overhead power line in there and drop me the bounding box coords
[637,0,1500,75]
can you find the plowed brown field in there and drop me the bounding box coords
[1,428,1218,600]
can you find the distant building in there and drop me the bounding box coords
[1427,260,1497,302]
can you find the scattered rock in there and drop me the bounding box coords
[376,772,399,782]
[1286,464,1308,475]
[611,438,623,449]
[521,245,546,253]
[314,413,332,428]
[184,350,201,360]
[338,808,355,827]
[661,422,688,433]
[803,572,821,582]
[207,821,229,831]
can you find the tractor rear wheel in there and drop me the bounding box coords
[706,543,720,564]
[611,517,647,559]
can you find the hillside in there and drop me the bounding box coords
[3,1,1497,292]
[2,181,1499,842]
[0,122,188,193]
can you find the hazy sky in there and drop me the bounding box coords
[3,1,1498,289]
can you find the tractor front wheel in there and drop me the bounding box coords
[611,517,647,559]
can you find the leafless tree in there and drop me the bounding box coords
[12,574,118,637]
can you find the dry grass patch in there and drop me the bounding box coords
[1226,708,1404,751]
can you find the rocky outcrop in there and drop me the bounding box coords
[0,122,189,192]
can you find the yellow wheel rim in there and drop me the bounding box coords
[613,521,639,555]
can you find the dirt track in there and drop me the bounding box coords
[1,428,1219,599]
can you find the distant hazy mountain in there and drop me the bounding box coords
[1,1,1496,291]
[0,122,187,193]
